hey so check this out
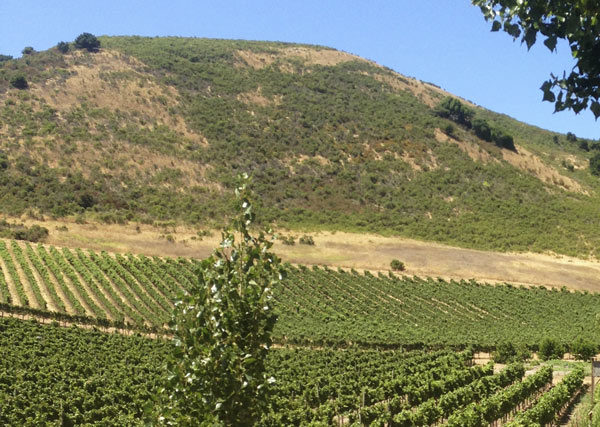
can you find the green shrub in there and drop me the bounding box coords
[571,337,596,361]
[10,74,28,90]
[590,153,600,176]
[56,41,70,53]
[538,337,565,360]
[21,46,34,55]
[472,118,492,141]
[299,235,315,245]
[435,97,474,127]
[390,259,405,271]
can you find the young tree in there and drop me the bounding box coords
[472,1,600,117]
[155,174,284,426]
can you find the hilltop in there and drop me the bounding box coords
[0,36,599,257]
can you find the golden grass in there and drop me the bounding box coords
[9,216,600,293]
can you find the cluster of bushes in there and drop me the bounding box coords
[436,97,516,150]
[0,220,49,242]
[493,337,597,362]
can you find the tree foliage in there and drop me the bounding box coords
[74,33,100,52]
[156,174,284,426]
[590,152,600,176]
[435,97,474,127]
[472,0,600,118]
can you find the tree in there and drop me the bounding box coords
[56,41,70,54]
[156,174,284,426]
[74,33,100,52]
[0,54,12,63]
[472,1,600,118]
[21,46,34,55]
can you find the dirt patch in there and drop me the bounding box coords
[235,46,363,70]
[434,128,495,163]
[502,146,587,194]
[236,87,281,107]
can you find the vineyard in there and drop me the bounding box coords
[0,237,596,425]
[1,238,600,349]
[0,317,588,426]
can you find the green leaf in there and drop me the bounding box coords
[491,20,502,32]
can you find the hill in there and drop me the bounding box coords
[0,36,599,257]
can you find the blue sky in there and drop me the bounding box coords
[1,0,596,139]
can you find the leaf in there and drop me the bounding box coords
[491,20,502,32]
[590,101,600,119]
[543,36,557,51]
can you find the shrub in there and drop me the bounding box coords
[280,235,296,245]
[74,32,100,52]
[10,74,28,90]
[390,259,405,271]
[493,342,516,363]
[56,41,70,53]
[21,46,34,55]
[472,118,492,141]
[571,337,596,361]
[566,131,577,142]
[538,337,565,360]
[435,97,474,127]
[491,128,516,151]
[590,153,600,176]
[0,54,12,63]
[299,235,315,245]
[443,123,455,137]
[579,140,590,151]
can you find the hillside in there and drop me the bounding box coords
[1,36,599,257]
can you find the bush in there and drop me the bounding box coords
[0,54,12,63]
[443,123,455,137]
[590,153,600,176]
[13,225,49,243]
[538,337,565,360]
[56,41,70,53]
[21,46,34,55]
[493,342,530,362]
[567,131,577,142]
[579,140,590,151]
[390,259,405,271]
[491,128,516,151]
[10,74,28,90]
[435,97,474,127]
[299,235,315,245]
[493,342,516,363]
[280,235,296,245]
[571,337,596,361]
[472,118,492,141]
[74,32,100,52]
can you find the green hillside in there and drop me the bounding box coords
[0,36,599,256]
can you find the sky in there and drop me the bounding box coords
[0,0,597,139]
